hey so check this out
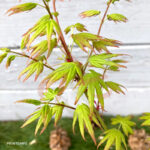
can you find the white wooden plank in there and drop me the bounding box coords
[0,87,150,120]
[0,0,150,47]
[0,46,150,90]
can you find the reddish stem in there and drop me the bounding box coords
[52,0,73,62]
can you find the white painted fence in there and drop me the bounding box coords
[0,0,150,120]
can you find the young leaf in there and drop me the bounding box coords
[7,3,37,16]
[46,21,54,57]
[35,116,43,135]
[51,20,61,35]
[29,39,57,59]
[0,53,7,64]
[93,38,121,53]
[27,22,48,48]
[98,128,127,150]
[47,38,57,58]
[64,23,87,34]
[18,61,43,82]
[140,113,150,126]
[74,23,88,32]
[72,33,102,53]
[53,102,65,126]
[23,15,50,36]
[107,14,128,23]
[6,55,16,68]
[21,110,41,128]
[94,108,107,130]
[80,10,101,18]
[107,0,119,4]
[22,15,50,48]
[43,88,60,101]
[75,70,108,113]
[112,0,120,4]
[105,81,125,94]
[111,115,136,136]
[89,53,126,69]
[22,104,54,135]
[30,40,48,58]
[16,99,41,106]
[40,104,53,134]
[72,104,97,145]
[43,62,83,89]
[21,34,30,50]
[0,48,10,53]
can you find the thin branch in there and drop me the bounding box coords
[9,50,55,71]
[42,102,76,110]
[42,0,73,62]
[95,1,113,110]
[100,1,113,80]
[42,0,53,19]
[52,0,73,62]
[97,0,112,36]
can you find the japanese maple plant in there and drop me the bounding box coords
[0,0,149,149]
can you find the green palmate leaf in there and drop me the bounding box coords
[140,113,150,126]
[94,108,107,130]
[105,81,125,94]
[111,115,136,136]
[30,39,57,58]
[6,55,16,68]
[89,53,126,69]
[18,61,44,82]
[47,38,57,58]
[72,33,102,53]
[16,99,41,106]
[98,129,127,150]
[47,21,54,56]
[107,14,128,23]
[73,104,99,145]
[43,88,60,101]
[46,20,60,58]
[93,38,121,53]
[74,23,88,32]
[40,104,53,134]
[21,104,53,135]
[43,62,83,89]
[21,15,50,48]
[0,53,7,64]
[80,10,101,18]
[21,109,42,128]
[22,15,49,48]
[52,102,65,126]
[26,19,59,50]
[7,3,37,16]
[27,22,48,48]
[51,20,61,35]
[108,59,128,71]
[64,23,87,34]
[30,40,48,58]
[24,15,50,36]
[75,70,108,113]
